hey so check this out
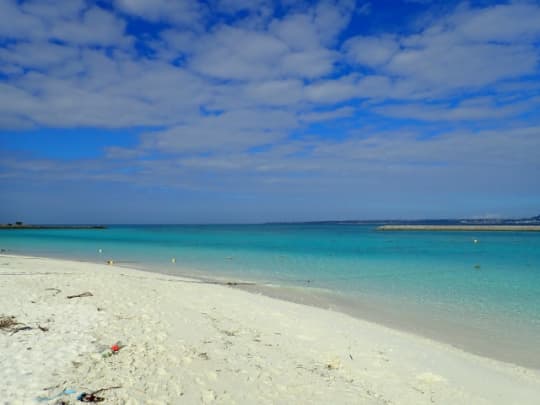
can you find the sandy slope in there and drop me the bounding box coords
[1,254,539,404]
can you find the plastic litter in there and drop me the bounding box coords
[77,392,104,402]
[101,341,124,357]
[36,388,77,402]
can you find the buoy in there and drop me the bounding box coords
[171,257,176,263]
[473,239,478,244]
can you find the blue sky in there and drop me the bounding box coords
[1,0,539,223]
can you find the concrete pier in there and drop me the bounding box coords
[377,225,540,231]
[0,225,106,230]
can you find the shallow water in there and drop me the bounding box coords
[1,224,539,368]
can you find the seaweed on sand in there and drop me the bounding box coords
[0,315,18,330]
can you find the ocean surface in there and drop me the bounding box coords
[1,224,539,368]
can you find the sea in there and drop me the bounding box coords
[1,224,539,368]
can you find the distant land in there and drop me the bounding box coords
[1,214,539,228]
[0,222,106,230]
[268,214,540,226]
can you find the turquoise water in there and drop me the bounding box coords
[1,225,540,367]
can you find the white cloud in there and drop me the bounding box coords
[114,0,204,26]
[299,106,355,122]
[245,79,304,106]
[269,13,321,51]
[49,7,129,46]
[281,48,336,78]
[20,0,86,18]
[1,1,539,222]
[305,75,358,103]
[347,2,540,97]
[216,0,273,14]
[313,0,356,45]
[373,96,536,121]
[355,75,418,99]
[189,23,337,80]
[140,109,298,153]
[0,0,539,177]
[387,40,538,90]
[189,26,288,80]
[0,1,128,46]
[157,29,198,57]
[0,51,209,128]
[0,0,46,40]
[307,125,540,171]
[344,35,399,67]
[5,124,539,198]
[0,42,78,70]
[454,3,540,43]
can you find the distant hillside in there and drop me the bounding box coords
[457,215,540,225]
[268,214,540,226]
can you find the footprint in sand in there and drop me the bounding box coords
[201,389,217,402]
[416,372,446,384]
[414,372,446,403]
[156,368,168,376]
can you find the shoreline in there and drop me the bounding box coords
[2,252,540,370]
[1,254,540,403]
[235,282,540,370]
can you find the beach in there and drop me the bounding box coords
[1,254,539,404]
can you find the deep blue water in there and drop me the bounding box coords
[1,224,539,366]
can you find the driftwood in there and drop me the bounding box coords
[79,386,122,402]
[0,316,29,334]
[1,315,50,335]
[67,291,93,299]
[91,386,122,395]
[10,325,32,334]
[45,288,62,296]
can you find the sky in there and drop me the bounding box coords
[0,0,539,224]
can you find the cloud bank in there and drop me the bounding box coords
[1,0,539,221]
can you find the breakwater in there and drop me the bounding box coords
[377,225,540,231]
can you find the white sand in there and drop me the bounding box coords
[1,254,539,404]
